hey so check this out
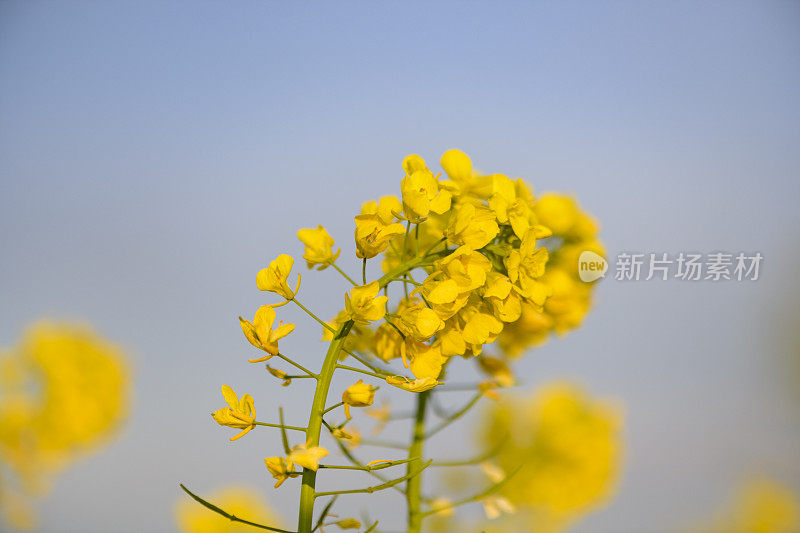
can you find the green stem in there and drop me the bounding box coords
[425,391,483,439]
[297,320,353,533]
[253,421,307,432]
[322,402,344,415]
[315,460,432,498]
[336,364,385,379]
[406,390,430,533]
[292,298,335,333]
[362,258,367,284]
[329,261,358,286]
[276,352,317,378]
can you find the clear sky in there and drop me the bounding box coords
[1,1,799,532]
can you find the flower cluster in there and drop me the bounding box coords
[195,150,607,533]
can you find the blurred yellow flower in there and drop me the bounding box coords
[211,385,256,441]
[297,225,341,270]
[0,320,130,528]
[691,477,799,533]
[239,305,295,362]
[479,383,623,531]
[175,485,283,532]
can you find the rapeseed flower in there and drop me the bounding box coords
[239,305,295,362]
[341,379,378,418]
[211,385,256,441]
[257,255,300,299]
[297,225,340,269]
[344,282,388,324]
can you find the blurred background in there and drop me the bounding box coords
[1,1,799,531]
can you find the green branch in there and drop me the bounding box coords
[314,460,433,498]
[425,391,483,439]
[180,484,295,533]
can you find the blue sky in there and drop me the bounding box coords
[1,2,799,531]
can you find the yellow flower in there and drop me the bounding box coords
[436,319,467,357]
[354,213,406,259]
[397,300,445,340]
[344,281,388,324]
[460,305,504,350]
[385,375,441,392]
[211,385,256,441]
[439,149,493,198]
[256,255,300,299]
[362,195,403,225]
[341,379,378,418]
[406,340,447,381]
[370,323,404,362]
[264,457,300,488]
[505,228,551,305]
[444,203,499,250]
[287,442,329,472]
[437,246,492,292]
[239,305,295,363]
[534,193,598,242]
[297,225,340,270]
[175,485,283,532]
[400,162,452,223]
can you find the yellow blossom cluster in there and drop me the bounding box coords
[0,321,130,529]
[201,149,608,533]
[336,149,603,384]
[478,383,623,531]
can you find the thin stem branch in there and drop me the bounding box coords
[180,484,295,533]
[253,421,308,432]
[417,465,523,518]
[292,298,335,333]
[362,258,367,284]
[276,353,317,378]
[429,436,507,467]
[314,460,433,498]
[322,402,344,415]
[329,262,358,286]
[425,392,483,439]
[336,364,385,380]
[318,458,416,471]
